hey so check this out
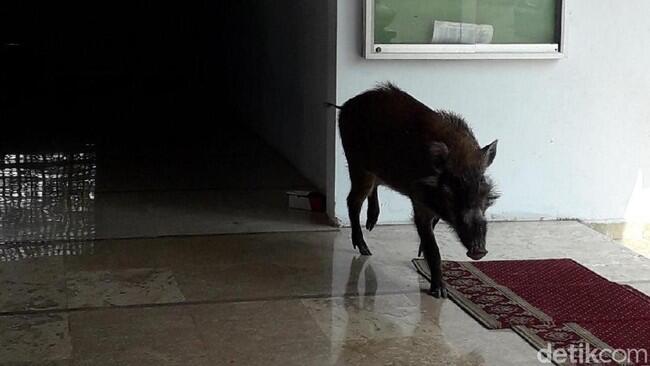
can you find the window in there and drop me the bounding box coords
[364,0,565,59]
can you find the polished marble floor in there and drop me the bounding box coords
[2,221,649,365]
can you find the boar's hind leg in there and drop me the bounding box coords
[366,184,380,231]
[347,167,375,256]
[413,203,447,298]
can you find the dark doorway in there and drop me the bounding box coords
[0,2,330,243]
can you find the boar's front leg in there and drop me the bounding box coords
[413,202,447,298]
[347,166,375,256]
[418,217,440,257]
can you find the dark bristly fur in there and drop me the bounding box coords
[334,83,499,298]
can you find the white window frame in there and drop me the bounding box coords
[364,0,566,60]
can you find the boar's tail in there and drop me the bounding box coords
[324,102,343,110]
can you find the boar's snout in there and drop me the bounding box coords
[456,209,488,261]
[467,246,488,260]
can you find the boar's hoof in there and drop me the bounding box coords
[366,217,378,231]
[353,240,372,256]
[429,284,448,298]
[357,243,372,256]
[352,233,372,256]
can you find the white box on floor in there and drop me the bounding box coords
[286,190,325,212]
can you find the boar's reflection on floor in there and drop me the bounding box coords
[331,83,500,298]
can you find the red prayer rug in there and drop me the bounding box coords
[413,258,650,366]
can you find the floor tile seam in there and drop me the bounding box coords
[0,288,427,318]
[0,228,340,248]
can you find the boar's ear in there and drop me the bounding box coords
[481,140,498,167]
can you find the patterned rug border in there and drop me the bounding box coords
[512,323,628,366]
[413,258,502,329]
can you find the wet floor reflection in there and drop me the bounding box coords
[345,256,378,297]
[315,255,486,365]
[0,241,94,262]
[0,140,329,259]
[0,149,96,261]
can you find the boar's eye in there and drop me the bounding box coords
[486,192,500,207]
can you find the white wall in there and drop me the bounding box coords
[333,0,650,225]
[246,0,336,192]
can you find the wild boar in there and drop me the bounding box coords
[329,83,499,298]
